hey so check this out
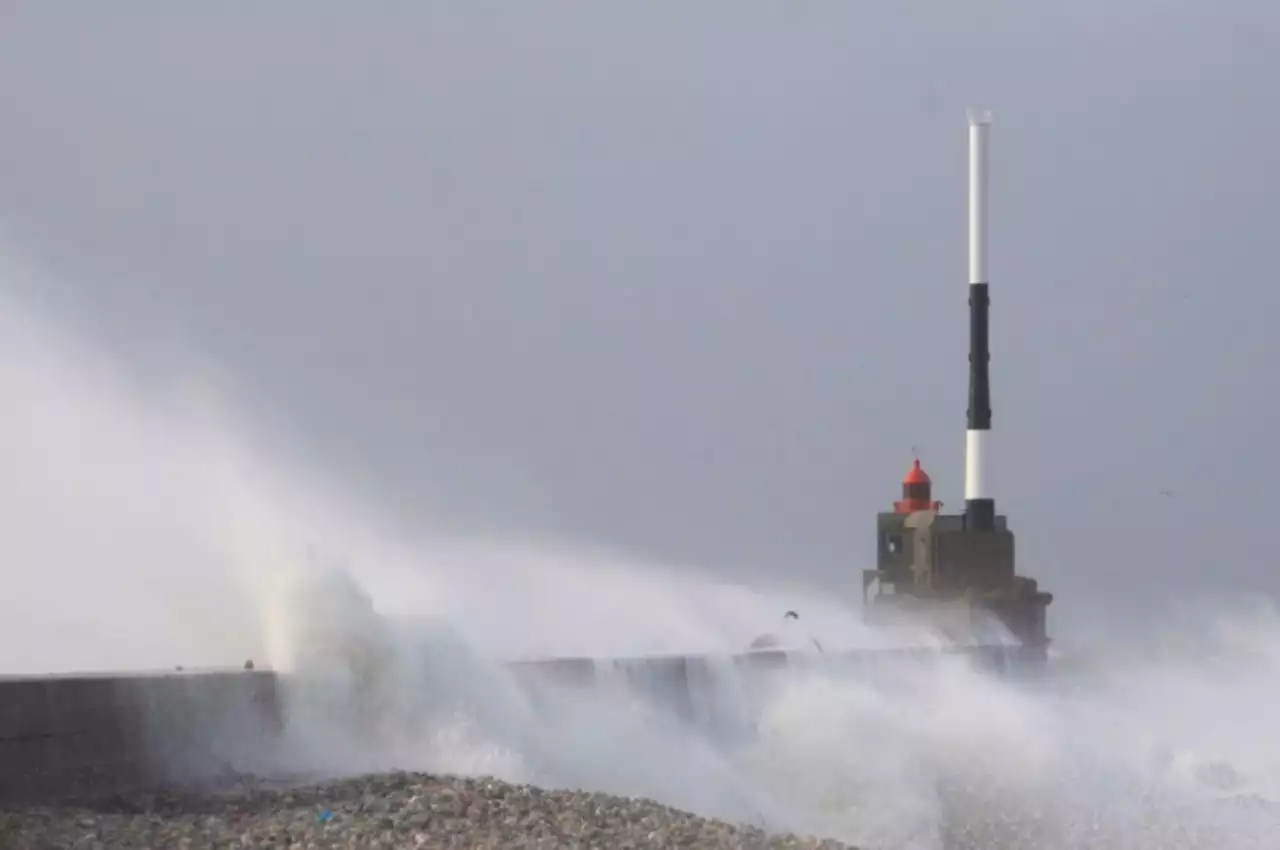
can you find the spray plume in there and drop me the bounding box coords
[3,247,1280,848]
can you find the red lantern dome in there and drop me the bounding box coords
[894,458,943,514]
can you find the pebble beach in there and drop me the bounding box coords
[0,772,856,849]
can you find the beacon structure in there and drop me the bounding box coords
[860,111,1053,664]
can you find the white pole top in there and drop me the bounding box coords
[968,108,990,286]
[968,108,992,126]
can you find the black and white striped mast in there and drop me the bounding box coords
[965,109,995,531]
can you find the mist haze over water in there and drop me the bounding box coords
[0,267,912,675]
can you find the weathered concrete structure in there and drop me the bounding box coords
[0,669,281,804]
[862,460,1053,662]
[0,646,1029,804]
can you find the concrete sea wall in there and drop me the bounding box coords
[0,645,1031,804]
[0,669,282,804]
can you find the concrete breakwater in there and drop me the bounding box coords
[0,645,1028,804]
[0,668,282,804]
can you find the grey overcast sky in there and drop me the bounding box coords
[2,2,1278,639]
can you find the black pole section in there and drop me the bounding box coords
[966,281,995,530]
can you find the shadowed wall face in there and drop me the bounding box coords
[0,672,281,803]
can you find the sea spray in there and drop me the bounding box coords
[6,259,1280,847]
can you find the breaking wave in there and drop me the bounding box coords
[3,256,1280,848]
[265,564,1280,850]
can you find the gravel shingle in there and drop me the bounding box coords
[0,772,857,849]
